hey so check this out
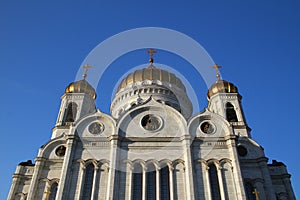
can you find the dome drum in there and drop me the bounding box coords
[111,84,186,119]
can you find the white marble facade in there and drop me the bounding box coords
[8,65,295,200]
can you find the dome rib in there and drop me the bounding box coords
[65,79,97,99]
[116,65,186,93]
[207,80,238,99]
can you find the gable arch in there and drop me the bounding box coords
[188,109,232,138]
[39,136,67,159]
[117,99,188,138]
[74,110,116,138]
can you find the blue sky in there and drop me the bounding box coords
[1,1,299,198]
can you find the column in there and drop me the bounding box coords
[204,163,212,200]
[127,165,133,200]
[27,157,46,199]
[142,167,147,200]
[91,166,99,200]
[76,161,86,200]
[217,165,226,200]
[169,166,174,200]
[156,168,160,200]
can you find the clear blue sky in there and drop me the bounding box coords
[1,1,299,199]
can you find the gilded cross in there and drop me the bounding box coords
[82,64,93,80]
[147,48,157,64]
[211,64,222,80]
[253,188,260,200]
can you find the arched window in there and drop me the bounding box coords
[132,164,143,200]
[146,164,156,200]
[82,164,95,200]
[225,102,238,122]
[49,182,58,200]
[245,182,256,200]
[65,103,78,122]
[208,164,221,200]
[160,166,170,200]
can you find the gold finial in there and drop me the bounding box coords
[82,64,93,80]
[147,48,157,65]
[253,188,260,200]
[211,64,222,80]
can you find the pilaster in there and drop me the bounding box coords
[27,157,46,199]
[106,135,119,200]
[56,134,78,200]
[225,135,246,199]
[7,166,22,200]
[182,135,195,200]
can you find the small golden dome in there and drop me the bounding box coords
[65,79,96,99]
[207,80,238,99]
[117,65,186,93]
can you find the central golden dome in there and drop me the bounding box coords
[117,65,186,93]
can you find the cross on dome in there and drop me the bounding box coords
[82,64,93,80]
[147,48,157,65]
[211,64,222,80]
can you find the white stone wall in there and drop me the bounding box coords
[8,93,296,200]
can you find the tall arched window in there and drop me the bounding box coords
[226,102,238,122]
[208,164,221,200]
[245,182,256,200]
[65,102,78,122]
[49,182,58,200]
[146,164,156,200]
[132,164,143,200]
[160,166,170,200]
[82,164,95,200]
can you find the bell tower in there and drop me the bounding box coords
[207,64,250,137]
[52,65,97,138]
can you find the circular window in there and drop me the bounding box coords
[237,145,248,157]
[141,114,162,131]
[55,145,66,157]
[200,121,215,134]
[88,122,105,135]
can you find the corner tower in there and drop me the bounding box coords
[52,65,97,138]
[207,64,249,137]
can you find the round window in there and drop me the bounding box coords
[55,145,66,157]
[88,122,105,135]
[200,121,215,134]
[141,114,161,131]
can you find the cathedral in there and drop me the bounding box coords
[8,50,295,200]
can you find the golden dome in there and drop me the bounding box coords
[207,80,238,99]
[65,79,96,99]
[117,65,186,93]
